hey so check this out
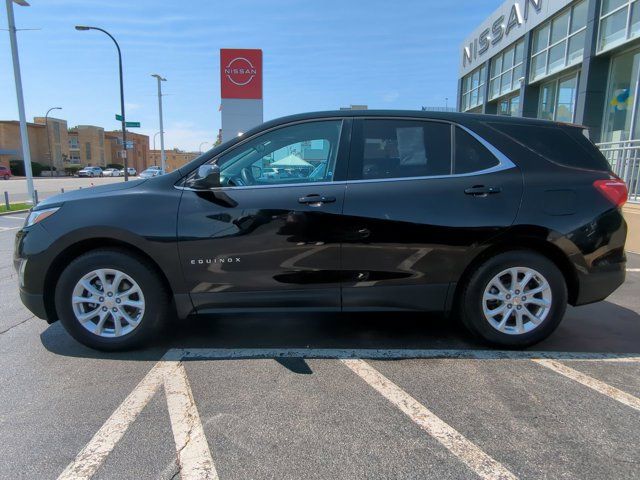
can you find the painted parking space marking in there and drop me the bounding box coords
[533,359,640,412]
[1,215,27,220]
[175,348,640,362]
[342,358,518,480]
[164,362,218,480]
[57,352,216,480]
[58,348,639,479]
[0,226,19,232]
[626,268,640,272]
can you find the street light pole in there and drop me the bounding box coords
[151,74,166,172]
[75,25,129,181]
[152,131,160,165]
[44,106,61,177]
[6,0,35,203]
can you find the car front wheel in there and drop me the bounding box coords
[459,250,567,347]
[55,249,169,351]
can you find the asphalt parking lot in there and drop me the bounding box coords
[1,177,125,203]
[0,212,639,480]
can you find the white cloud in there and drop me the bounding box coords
[162,121,216,152]
[382,90,400,103]
[125,102,142,111]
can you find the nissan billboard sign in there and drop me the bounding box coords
[220,48,263,99]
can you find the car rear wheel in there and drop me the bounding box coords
[55,249,169,351]
[459,250,567,347]
[3,175,8,180]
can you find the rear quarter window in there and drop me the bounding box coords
[489,123,611,171]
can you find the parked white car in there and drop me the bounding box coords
[103,168,121,177]
[77,167,103,178]
[139,166,164,179]
[120,167,137,176]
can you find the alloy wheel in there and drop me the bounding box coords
[71,268,145,337]
[482,266,552,335]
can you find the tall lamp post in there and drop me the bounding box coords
[151,74,166,172]
[44,106,61,177]
[75,25,129,181]
[152,131,160,166]
[6,0,35,203]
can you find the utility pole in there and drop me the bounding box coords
[151,74,166,172]
[6,0,35,203]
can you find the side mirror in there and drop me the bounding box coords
[190,164,220,190]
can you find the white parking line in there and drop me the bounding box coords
[164,363,218,480]
[627,268,640,272]
[57,360,175,480]
[342,359,518,480]
[176,348,640,362]
[533,359,640,412]
[0,226,19,232]
[1,215,27,220]
[58,353,216,480]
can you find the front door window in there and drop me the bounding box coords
[215,120,342,187]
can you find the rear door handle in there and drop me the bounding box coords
[298,194,336,206]
[464,185,502,196]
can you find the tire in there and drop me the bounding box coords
[3,175,8,180]
[459,250,567,348]
[55,249,169,351]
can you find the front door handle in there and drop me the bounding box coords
[298,194,336,206]
[464,185,502,196]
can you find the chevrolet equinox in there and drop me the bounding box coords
[14,111,628,350]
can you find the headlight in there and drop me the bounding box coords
[25,207,60,227]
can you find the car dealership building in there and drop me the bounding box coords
[459,0,640,141]
[459,0,640,250]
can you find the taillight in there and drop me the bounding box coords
[593,176,628,207]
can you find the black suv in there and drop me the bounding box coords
[15,111,628,350]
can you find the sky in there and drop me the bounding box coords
[0,0,499,151]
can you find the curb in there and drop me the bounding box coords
[0,208,30,216]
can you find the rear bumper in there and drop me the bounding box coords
[574,265,626,306]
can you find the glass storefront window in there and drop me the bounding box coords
[531,1,588,82]
[461,65,486,111]
[556,75,578,122]
[602,48,640,141]
[489,39,525,101]
[538,71,580,122]
[498,94,520,116]
[599,0,640,52]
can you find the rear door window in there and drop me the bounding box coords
[454,127,500,174]
[350,119,451,180]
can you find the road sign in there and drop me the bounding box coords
[115,114,123,121]
[125,121,141,128]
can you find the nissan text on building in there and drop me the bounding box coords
[458,0,640,251]
[220,48,263,143]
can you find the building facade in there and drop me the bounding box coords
[68,125,107,167]
[458,0,640,143]
[149,148,199,172]
[33,116,70,171]
[0,120,48,169]
[105,131,151,173]
[459,0,640,250]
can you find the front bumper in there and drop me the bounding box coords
[19,287,49,321]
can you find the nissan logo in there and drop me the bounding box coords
[224,57,257,86]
